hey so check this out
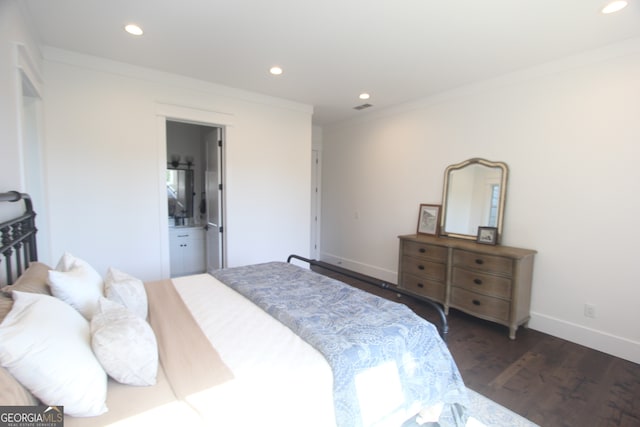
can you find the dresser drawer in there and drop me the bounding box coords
[450,287,510,322]
[453,249,513,276]
[402,240,448,262]
[401,256,446,282]
[402,273,445,303]
[451,267,512,299]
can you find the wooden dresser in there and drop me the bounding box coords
[398,234,536,339]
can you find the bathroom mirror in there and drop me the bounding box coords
[166,168,194,225]
[440,158,508,242]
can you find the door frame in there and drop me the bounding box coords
[15,43,52,264]
[204,126,225,271]
[156,103,233,278]
[310,149,321,259]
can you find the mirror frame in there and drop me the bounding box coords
[440,158,508,242]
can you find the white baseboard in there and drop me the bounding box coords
[319,252,397,285]
[528,312,640,364]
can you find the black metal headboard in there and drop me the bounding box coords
[0,191,38,286]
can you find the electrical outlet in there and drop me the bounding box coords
[584,303,596,318]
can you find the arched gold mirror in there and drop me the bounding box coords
[440,158,508,242]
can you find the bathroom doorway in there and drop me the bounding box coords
[166,120,225,273]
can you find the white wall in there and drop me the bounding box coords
[321,37,640,363]
[1,0,312,285]
[0,0,41,202]
[39,48,312,280]
[0,1,54,266]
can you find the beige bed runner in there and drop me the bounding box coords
[145,279,233,399]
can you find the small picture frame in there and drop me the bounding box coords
[417,204,441,236]
[477,226,498,245]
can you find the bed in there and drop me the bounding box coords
[0,192,470,427]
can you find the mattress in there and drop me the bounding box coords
[64,273,336,427]
[62,269,469,426]
[172,273,336,427]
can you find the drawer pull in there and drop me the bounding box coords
[473,278,483,285]
[418,265,425,270]
[417,283,424,288]
[419,248,426,253]
[475,259,484,265]
[472,299,481,306]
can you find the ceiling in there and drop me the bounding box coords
[24,0,640,125]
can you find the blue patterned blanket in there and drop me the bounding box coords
[212,262,468,427]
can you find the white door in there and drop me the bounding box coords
[205,127,224,271]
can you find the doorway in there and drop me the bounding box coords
[20,68,51,264]
[166,120,225,274]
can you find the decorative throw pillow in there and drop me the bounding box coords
[104,267,148,319]
[91,297,158,386]
[0,291,108,416]
[55,252,92,272]
[1,262,52,296]
[48,253,103,319]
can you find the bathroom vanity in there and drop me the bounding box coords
[169,226,206,277]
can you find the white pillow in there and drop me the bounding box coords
[55,252,97,274]
[48,253,104,319]
[0,291,108,417]
[104,267,148,319]
[91,298,158,386]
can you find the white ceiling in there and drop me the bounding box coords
[24,0,640,125]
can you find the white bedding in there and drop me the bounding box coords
[61,272,484,427]
[172,273,336,427]
[64,273,335,427]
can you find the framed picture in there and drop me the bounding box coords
[417,204,441,236]
[477,226,498,245]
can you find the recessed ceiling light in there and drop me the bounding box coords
[359,93,371,100]
[269,66,283,76]
[601,1,628,14]
[124,24,144,36]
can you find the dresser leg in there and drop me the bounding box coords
[509,325,517,340]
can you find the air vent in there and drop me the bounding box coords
[353,103,373,111]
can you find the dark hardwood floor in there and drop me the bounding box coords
[312,264,640,427]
